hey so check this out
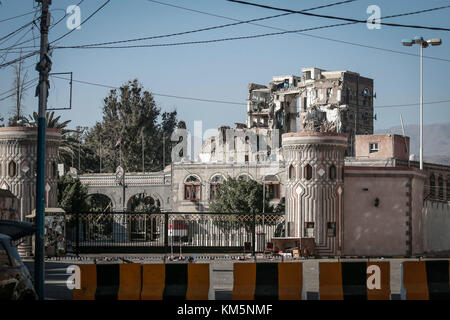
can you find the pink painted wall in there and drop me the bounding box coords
[343,167,425,256]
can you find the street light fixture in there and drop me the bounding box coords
[402,36,442,170]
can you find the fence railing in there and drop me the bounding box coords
[64,211,285,254]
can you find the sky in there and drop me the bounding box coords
[1,0,450,140]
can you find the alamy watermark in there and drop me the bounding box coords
[66,5,81,30]
[367,5,381,30]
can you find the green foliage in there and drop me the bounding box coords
[57,174,89,212]
[86,194,113,212]
[127,194,161,213]
[209,176,270,214]
[83,79,180,173]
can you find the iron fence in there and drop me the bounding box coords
[64,211,285,254]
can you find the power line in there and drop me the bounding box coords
[143,0,450,63]
[50,0,110,45]
[226,0,450,31]
[13,0,355,49]
[0,78,38,102]
[0,10,37,23]
[50,75,247,105]
[376,99,450,109]
[48,74,450,109]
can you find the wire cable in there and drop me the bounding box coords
[47,74,450,109]
[50,0,110,45]
[143,0,450,63]
[226,0,450,31]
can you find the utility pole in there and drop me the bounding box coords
[35,0,51,301]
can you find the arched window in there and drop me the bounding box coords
[8,161,16,178]
[438,175,444,200]
[430,174,435,198]
[329,165,337,181]
[184,175,201,201]
[264,175,280,200]
[304,164,312,181]
[210,175,224,200]
[288,165,295,180]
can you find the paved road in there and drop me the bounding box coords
[22,255,442,300]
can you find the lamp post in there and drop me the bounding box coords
[402,37,442,170]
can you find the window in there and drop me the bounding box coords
[289,165,295,180]
[0,242,12,267]
[210,175,224,200]
[305,71,311,80]
[327,88,332,98]
[329,165,337,181]
[438,175,444,200]
[327,222,336,237]
[265,183,280,200]
[245,155,249,163]
[303,97,307,111]
[430,174,435,198]
[304,164,312,180]
[8,161,16,177]
[305,222,314,238]
[369,143,378,153]
[184,175,201,201]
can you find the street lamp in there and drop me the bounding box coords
[402,37,442,170]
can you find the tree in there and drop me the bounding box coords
[209,176,270,214]
[7,51,28,126]
[57,174,89,212]
[23,111,77,172]
[84,79,180,173]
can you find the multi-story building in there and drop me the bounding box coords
[247,67,374,155]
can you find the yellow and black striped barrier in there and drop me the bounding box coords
[232,262,304,300]
[319,261,390,300]
[402,260,450,300]
[73,263,141,300]
[141,263,210,300]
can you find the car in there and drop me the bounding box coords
[0,221,37,300]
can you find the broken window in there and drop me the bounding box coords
[369,143,378,153]
[305,71,311,80]
[327,88,332,98]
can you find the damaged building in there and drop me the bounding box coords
[247,67,375,155]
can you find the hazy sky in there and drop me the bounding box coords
[1,0,450,138]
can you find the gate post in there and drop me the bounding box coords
[252,212,256,257]
[75,212,80,257]
[164,212,169,255]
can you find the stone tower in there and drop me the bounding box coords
[282,132,347,256]
[0,127,61,255]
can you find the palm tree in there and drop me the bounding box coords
[22,111,77,171]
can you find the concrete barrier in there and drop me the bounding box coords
[232,262,304,300]
[73,263,209,300]
[141,263,210,300]
[319,262,390,300]
[402,260,450,300]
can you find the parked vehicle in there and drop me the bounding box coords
[0,221,37,300]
